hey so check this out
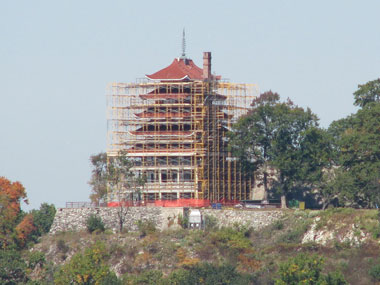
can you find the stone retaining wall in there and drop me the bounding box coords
[50,207,284,234]
[201,209,284,229]
[50,207,182,234]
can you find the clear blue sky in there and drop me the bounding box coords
[1,1,379,210]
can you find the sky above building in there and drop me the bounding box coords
[1,0,379,210]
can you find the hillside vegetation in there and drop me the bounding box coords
[24,208,380,284]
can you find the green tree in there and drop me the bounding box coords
[270,101,319,208]
[54,241,119,285]
[228,91,280,201]
[353,78,380,107]
[229,92,321,208]
[0,250,28,284]
[299,128,337,209]
[30,203,56,236]
[329,102,380,207]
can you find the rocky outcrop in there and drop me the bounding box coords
[302,216,369,246]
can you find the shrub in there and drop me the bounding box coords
[204,214,218,231]
[122,270,163,285]
[178,214,189,229]
[27,251,46,269]
[54,241,118,284]
[272,220,284,230]
[210,227,252,257]
[166,262,253,285]
[277,220,310,244]
[369,263,380,281]
[136,220,156,238]
[86,214,105,233]
[325,271,349,285]
[275,253,347,285]
[56,239,69,253]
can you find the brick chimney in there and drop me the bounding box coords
[203,52,211,80]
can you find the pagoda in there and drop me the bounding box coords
[106,49,257,206]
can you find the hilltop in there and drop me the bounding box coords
[27,208,380,284]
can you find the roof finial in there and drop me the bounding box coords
[181,28,186,58]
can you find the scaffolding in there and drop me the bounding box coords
[106,79,258,205]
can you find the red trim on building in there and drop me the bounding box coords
[146,58,203,80]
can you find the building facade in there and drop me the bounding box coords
[106,52,258,206]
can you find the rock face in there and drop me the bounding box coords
[302,216,369,246]
[50,207,284,234]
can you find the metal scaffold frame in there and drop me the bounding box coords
[106,80,258,205]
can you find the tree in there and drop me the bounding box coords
[228,91,280,201]
[329,102,380,207]
[89,151,145,232]
[229,92,321,208]
[0,250,28,284]
[0,177,28,249]
[30,203,56,236]
[298,127,337,209]
[353,78,380,107]
[15,214,35,247]
[270,100,320,208]
[108,151,146,232]
[88,153,108,205]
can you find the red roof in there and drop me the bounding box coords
[146,58,203,81]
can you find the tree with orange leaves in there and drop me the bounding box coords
[15,214,35,247]
[0,177,29,249]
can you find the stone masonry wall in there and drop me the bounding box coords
[50,207,284,234]
[50,207,183,234]
[201,209,284,229]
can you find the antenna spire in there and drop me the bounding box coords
[181,28,186,58]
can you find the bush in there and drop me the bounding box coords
[210,227,252,257]
[166,262,253,285]
[56,239,69,254]
[54,241,118,284]
[122,270,163,285]
[178,214,189,229]
[277,221,310,244]
[272,220,284,230]
[275,253,347,285]
[204,214,218,231]
[369,263,380,281]
[86,214,105,233]
[27,251,46,269]
[136,220,156,238]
